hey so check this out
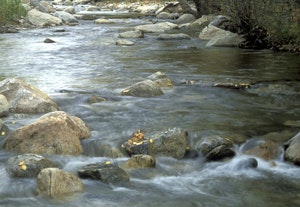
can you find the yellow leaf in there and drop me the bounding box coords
[1,131,5,136]
[149,139,153,143]
[20,165,27,170]
[19,161,25,166]
[105,161,111,165]
[123,89,130,93]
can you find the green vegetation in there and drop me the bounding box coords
[0,0,27,24]
[191,0,300,49]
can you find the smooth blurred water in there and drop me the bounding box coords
[1,18,300,207]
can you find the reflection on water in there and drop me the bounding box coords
[0,18,300,207]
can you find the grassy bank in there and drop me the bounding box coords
[0,0,27,25]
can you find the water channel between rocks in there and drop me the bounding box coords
[0,16,300,207]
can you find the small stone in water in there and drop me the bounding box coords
[44,38,55,43]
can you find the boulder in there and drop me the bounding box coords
[244,140,281,160]
[147,71,174,87]
[0,78,60,113]
[135,22,178,33]
[94,18,115,24]
[125,154,156,168]
[209,15,238,33]
[120,79,164,97]
[199,25,244,47]
[3,111,91,155]
[53,11,78,25]
[78,162,129,184]
[116,39,135,46]
[134,4,160,14]
[284,132,300,165]
[6,153,57,178]
[27,9,63,27]
[123,128,190,159]
[0,94,9,117]
[156,11,179,20]
[184,15,216,31]
[63,6,76,14]
[118,30,144,38]
[176,13,196,24]
[37,168,84,198]
[196,135,235,161]
[29,0,50,13]
[233,158,258,170]
[157,33,191,40]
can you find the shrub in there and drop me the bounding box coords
[0,0,27,24]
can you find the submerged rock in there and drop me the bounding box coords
[157,33,191,40]
[0,78,60,113]
[125,154,156,168]
[116,39,135,46]
[147,71,174,87]
[37,168,84,198]
[78,162,129,184]
[244,140,281,161]
[6,154,57,178]
[3,111,91,155]
[94,18,115,24]
[118,30,144,38]
[284,132,300,165]
[120,79,164,97]
[234,158,258,170]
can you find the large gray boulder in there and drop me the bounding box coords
[37,168,84,198]
[6,153,57,178]
[196,135,235,161]
[3,111,91,155]
[78,162,130,184]
[0,78,60,113]
[27,9,63,27]
[135,22,178,33]
[176,13,196,24]
[53,11,78,25]
[199,25,244,47]
[123,128,190,159]
[284,132,300,165]
[120,79,164,97]
[0,94,9,117]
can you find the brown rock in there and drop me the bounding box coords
[244,140,281,160]
[3,111,90,155]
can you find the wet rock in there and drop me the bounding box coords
[147,71,174,87]
[6,154,57,178]
[123,128,190,159]
[196,135,235,161]
[157,33,191,40]
[27,9,63,27]
[3,111,91,155]
[0,119,9,137]
[37,168,84,198]
[0,94,9,117]
[284,132,300,165]
[53,11,78,25]
[213,82,250,89]
[135,22,178,33]
[118,30,144,38]
[29,0,50,13]
[0,78,60,113]
[244,140,281,161]
[116,39,135,46]
[120,79,163,97]
[63,6,76,14]
[44,38,55,43]
[176,13,196,24]
[199,25,226,40]
[125,154,156,168]
[234,158,258,170]
[184,15,215,31]
[78,162,129,184]
[156,11,179,20]
[94,18,115,24]
[87,95,107,104]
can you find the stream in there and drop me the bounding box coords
[1,13,300,207]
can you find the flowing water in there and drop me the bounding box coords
[0,15,300,207]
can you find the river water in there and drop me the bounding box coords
[0,15,300,207]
